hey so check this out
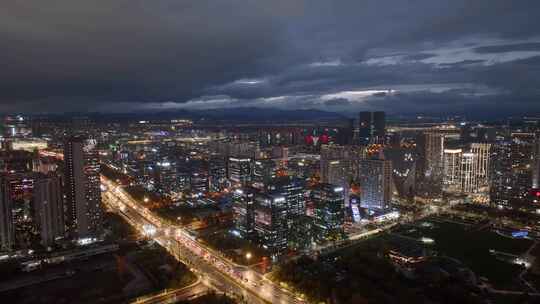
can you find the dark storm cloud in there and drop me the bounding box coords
[474,43,540,54]
[1,0,540,115]
[323,98,351,107]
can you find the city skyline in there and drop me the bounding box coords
[1,1,540,117]
[2,2,540,304]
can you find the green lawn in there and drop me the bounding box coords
[396,219,532,290]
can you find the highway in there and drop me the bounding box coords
[101,176,306,304]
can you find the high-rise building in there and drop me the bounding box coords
[209,157,227,192]
[443,144,491,194]
[0,178,14,251]
[232,187,257,239]
[320,145,358,202]
[228,157,252,185]
[33,173,64,247]
[267,176,307,221]
[189,170,208,197]
[489,141,513,208]
[422,131,445,180]
[490,134,534,209]
[337,118,354,145]
[253,193,288,257]
[64,136,103,241]
[443,149,463,192]
[156,160,178,194]
[358,159,392,210]
[358,111,386,145]
[253,159,277,186]
[311,183,345,241]
[384,147,416,199]
[470,143,491,189]
[460,152,477,193]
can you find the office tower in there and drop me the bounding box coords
[358,159,392,210]
[471,143,491,188]
[33,174,64,247]
[490,135,534,209]
[0,179,14,251]
[417,131,445,181]
[211,140,260,159]
[228,157,252,185]
[253,193,288,257]
[489,142,513,207]
[190,168,209,196]
[460,152,477,193]
[267,176,307,220]
[443,149,462,192]
[253,159,277,186]
[320,145,358,201]
[358,111,386,145]
[156,160,178,195]
[64,136,103,240]
[232,187,256,239]
[209,157,227,192]
[383,147,416,199]
[311,183,345,241]
[337,118,354,145]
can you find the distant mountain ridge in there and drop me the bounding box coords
[30,107,347,123]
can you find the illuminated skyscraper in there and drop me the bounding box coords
[384,147,416,199]
[209,157,227,192]
[443,149,462,192]
[311,183,345,241]
[228,157,252,185]
[267,176,307,220]
[460,152,477,193]
[253,159,277,186]
[156,160,177,195]
[320,145,357,202]
[490,134,535,208]
[422,131,445,180]
[470,143,491,189]
[232,187,256,239]
[358,111,386,145]
[253,193,288,256]
[358,159,392,210]
[33,173,64,247]
[64,136,103,241]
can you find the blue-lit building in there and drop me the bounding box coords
[253,193,288,257]
[311,183,345,242]
[232,187,257,239]
[359,159,393,210]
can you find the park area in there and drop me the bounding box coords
[392,217,534,290]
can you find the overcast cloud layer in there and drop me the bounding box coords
[2,0,540,117]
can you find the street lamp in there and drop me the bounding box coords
[245,252,252,260]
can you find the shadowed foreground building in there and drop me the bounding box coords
[64,136,103,241]
[0,178,14,251]
[33,173,65,248]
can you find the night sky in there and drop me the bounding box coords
[2,1,540,117]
